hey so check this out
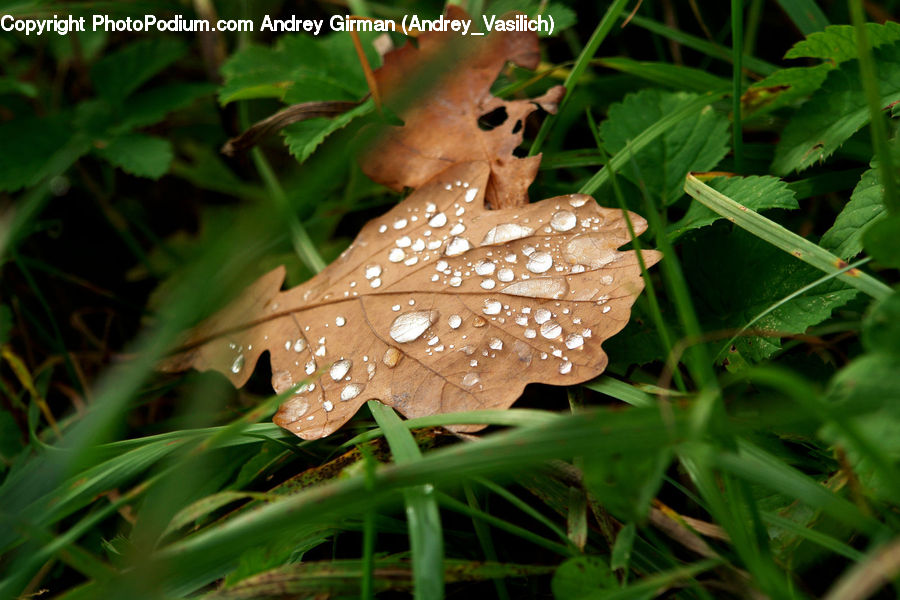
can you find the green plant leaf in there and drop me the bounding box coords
[485,0,576,36]
[283,101,373,164]
[551,556,617,600]
[862,214,900,268]
[684,228,858,362]
[785,22,900,62]
[91,38,187,103]
[773,0,830,35]
[597,57,730,93]
[600,89,729,205]
[820,165,890,260]
[669,175,798,240]
[219,34,377,106]
[862,291,900,356]
[772,41,900,175]
[94,133,174,179]
[583,449,671,522]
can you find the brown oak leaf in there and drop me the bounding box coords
[360,6,566,209]
[162,161,661,439]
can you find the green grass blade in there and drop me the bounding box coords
[530,0,632,155]
[732,0,745,173]
[684,174,892,300]
[368,401,444,600]
[774,0,830,35]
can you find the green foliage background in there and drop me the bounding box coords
[1,0,899,598]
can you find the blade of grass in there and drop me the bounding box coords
[463,484,510,600]
[775,0,830,35]
[731,0,745,174]
[529,0,632,155]
[368,401,443,600]
[848,0,898,214]
[684,174,892,300]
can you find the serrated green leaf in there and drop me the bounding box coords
[283,101,373,164]
[600,89,729,204]
[91,38,186,103]
[785,22,900,62]
[773,42,900,175]
[820,168,888,259]
[669,175,798,240]
[684,228,858,362]
[94,133,173,179]
[219,34,377,106]
[863,214,900,269]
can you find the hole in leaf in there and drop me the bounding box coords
[477,107,508,131]
[512,119,523,134]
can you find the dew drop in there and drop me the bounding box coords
[449,276,462,287]
[497,268,514,282]
[425,202,437,213]
[449,223,466,236]
[600,275,614,285]
[448,314,462,329]
[550,210,577,232]
[565,235,618,268]
[482,299,502,315]
[464,188,478,203]
[524,328,537,339]
[412,239,425,252]
[436,259,449,272]
[323,400,334,412]
[383,347,402,367]
[602,306,612,314]
[489,338,503,350]
[515,315,528,326]
[568,196,588,208]
[445,237,471,256]
[501,278,568,299]
[565,333,584,350]
[472,316,487,327]
[559,361,573,374]
[526,252,553,274]
[396,235,411,248]
[570,264,586,274]
[365,266,382,279]
[480,223,534,245]
[392,304,401,311]
[330,359,352,381]
[540,321,562,339]
[231,354,245,374]
[389,248,405,262]
[461,372,480,387]
[389,310,439,343]
[370,278,382,288]
[393,218,408,229]
[378,224,388,233]
[335,316,346,327]
[367,363,376,380]
[272,370,293,393]
[293,338,307,352]
[428,212,447,227]
[305,358,317,374]
[404,256,419,266]
[481,279,496,290]
[534,308,552,324]
[341,383,365,401]
[475,260,495,275]
[505,254,517,263]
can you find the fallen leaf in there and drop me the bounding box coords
[360,6,565,209]
[163,161,660,439]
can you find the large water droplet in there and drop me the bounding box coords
[335,316,346,327]
[272,370,293,393]
[428,212,447,227]
[565,235,618,268]
[534,308,551,324]
[461,373,480,387]
[559,361,573,374]
[231,354,245,374]
[330,359,352,381]
[540,321,562,339]
[489,338,503,350]
[482,299,502,315]
[448,314,462,329]
[481,279,496,290]
[445,237,471,256]
[393,218,408,229]
[281,397,309,421]
[550,210,577,232]
[526,252,553,273]
[497,268,514,282]
[565,333,584,350]
[389,248,405,262]
[323,400,334,412]
[464,188,479,203]
[480,223,534,245]
[389,310,439,343]
[396,235,412,248]
[383,347,402,367]
[293,338,307,352]
[501,279,568,299]
[475,260,495,275]
[449,223,466,236]
[341,383,365,401]
[568,196,588,208]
